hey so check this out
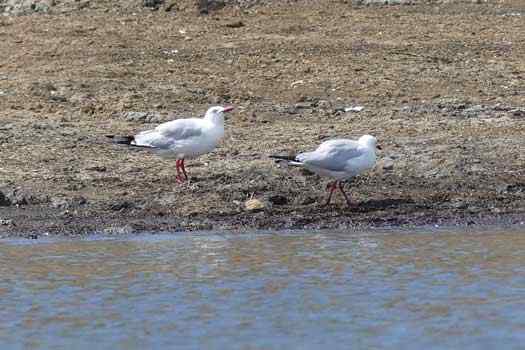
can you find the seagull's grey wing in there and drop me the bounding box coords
[298,141,364,172]
[155,118,204,139]
[133,118,204,148]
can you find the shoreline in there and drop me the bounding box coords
[2,203,525,238]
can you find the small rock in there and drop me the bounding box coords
[332,107,346,115]
[0,191,11,206]
[1,187,39,206]
[511,109,525,117]
[244,198,269,212]
[0,123,14,131]
[86,165,107,172]
[165,1,177,11]
[143,0,163,8]
[499,183,525,194]
[451,200,468,209]
[378,157,394,172]
[33,0,53,12]
[109,201,135,211]
[32,122,55,130]
[463,104,484,117]
[491,207,503,214]
[344,105,365,113]
[268,195,288,206]
[290,80,305,88]
[50,196,86,210]
[0,219,12,226]
[103,225,135,235]
[317,100,330,109]
[294,102,313,110]
[497,184,510,194]
[51,197,69,209]
[49,94,68,103]
[299,196,316,205]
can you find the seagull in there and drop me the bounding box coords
[270,135,380,206]
[108,105,234,183]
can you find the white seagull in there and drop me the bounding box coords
[270,135,380,206]
[108,105,234,183]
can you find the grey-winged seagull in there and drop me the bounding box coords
[108,105,234,183]
[271,135,380,206]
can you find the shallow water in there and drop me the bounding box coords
[1,228,525,349]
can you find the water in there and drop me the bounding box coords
[1,228,525,349]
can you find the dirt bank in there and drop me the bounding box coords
[1,0,525,237]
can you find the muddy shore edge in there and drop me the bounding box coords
[1,0,525,237]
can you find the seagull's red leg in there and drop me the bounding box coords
[324,181,338,206]
[338,181,352,207]
[175,159,185,183]
[180,158,188,180]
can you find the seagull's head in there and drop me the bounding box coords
[359,135,381,150]
[204,105,234,125]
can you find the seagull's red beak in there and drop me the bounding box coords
[223,106,234,113]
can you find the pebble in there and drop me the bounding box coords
[0,219,12,226]
[244,198,269,212]
[103,225,135,235]
[85,165,107,172]
[268,195,288,206]
[344,106,365,113]
[225,21,244,28]
[142,0,163,8]
[378,157,394,172]
[0,191,10,206]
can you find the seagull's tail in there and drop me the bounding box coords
[269,155,296,161]
[106,134,135,145]
[269,155,303,167]
[106,135,157,150]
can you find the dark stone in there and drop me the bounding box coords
[86,165,107,172]
[49,94,68,102]
[143,0,164,9]
[268,195,288,206]
[109,201,135,211]
[199,0,226,14]
[1,188,37,206]
[225,21,244,28]
[0,191,11,206]
[300,196,316,205]
[165,1,177,11]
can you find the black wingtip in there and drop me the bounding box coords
[269,155,296,161]
[106,135,135,145]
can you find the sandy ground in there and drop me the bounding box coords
[1,0,525,237]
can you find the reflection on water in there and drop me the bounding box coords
[1,228,525,349]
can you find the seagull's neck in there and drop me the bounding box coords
[204,114,224,127]
[204,117,225,140]
[360,143,376,155]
